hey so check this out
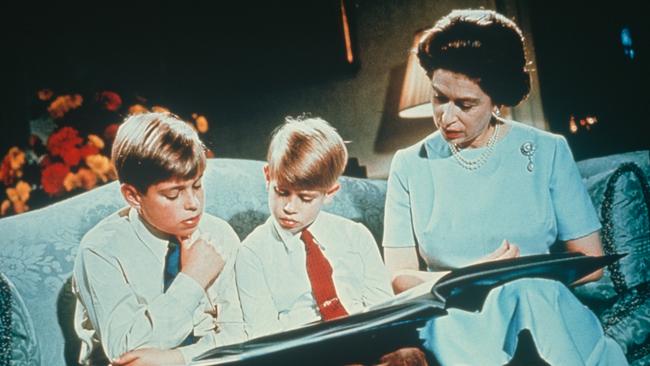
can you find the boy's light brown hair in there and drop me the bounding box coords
[267,116,348,191]
[111,112,206,193]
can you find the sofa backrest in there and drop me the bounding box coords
[0,158,387,366]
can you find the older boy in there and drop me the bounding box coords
[235,116,426,365]
[73,112,245,366]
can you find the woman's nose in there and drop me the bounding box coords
[440,103,457,127]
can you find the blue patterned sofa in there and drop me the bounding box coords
[1,153,649,365]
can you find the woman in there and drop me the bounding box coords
[382,9,627,365]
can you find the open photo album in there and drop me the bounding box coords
[190,252,623,366]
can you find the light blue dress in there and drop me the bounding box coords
[383,120,627,365]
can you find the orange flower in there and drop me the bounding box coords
[6,181,31,204]
[5,187,19,203]
[128,104,149,115]
[98,91,122,112]
[63,172,79,192]
[8,147,26,171]
[15,181,30,202]
[87,134,105,150]
[38,89,54,101]
[194,114,209,133]
[86,154,115,182]
[41,163,70,196]
[0,200,10,216]
[12,200,28,214]
[76,168,98,190]
[0,147,25,185]
[151,105,169,113]
[47,94,83,119]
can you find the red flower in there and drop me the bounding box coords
[47,127,83,157]
[60,147,82,166]
[0,157,12,185]
[41,163,70,196]
[98,91,122,112]
[80,143,100,159]
[39,155,53,169]
[103,123,119,144]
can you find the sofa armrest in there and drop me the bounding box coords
[0,272,41,366]
[574,153,650,365]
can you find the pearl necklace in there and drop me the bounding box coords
[448,123,501,171]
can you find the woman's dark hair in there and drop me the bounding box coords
[417,9,531,107]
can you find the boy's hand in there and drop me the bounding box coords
[111,348,184,366]
[180,233,225,289]
[376,347,428,366]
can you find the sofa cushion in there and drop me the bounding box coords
[573,151,650,364]
[573,151,650,310]
[599,283,650,366]
[0,273,41,366]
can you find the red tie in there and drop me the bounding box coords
[301,229,349,321]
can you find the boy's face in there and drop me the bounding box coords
[122,174,205,239]
[264,166,339,235]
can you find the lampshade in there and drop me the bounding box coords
[398,30,433,119]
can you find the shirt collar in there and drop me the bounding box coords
[128,207,172,263]
[270,213,328,253]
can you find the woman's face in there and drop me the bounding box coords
[431,69,496,149]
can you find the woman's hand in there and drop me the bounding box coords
[474,239,520,265]
[111,348,185,366]
[384,247,448,294]
[565,231,604,284]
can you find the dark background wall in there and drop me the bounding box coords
[529,0,648,161]
[1,0,647,178]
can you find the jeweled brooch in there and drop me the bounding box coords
[520,141,536,172]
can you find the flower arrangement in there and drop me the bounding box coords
[0,90,211,217]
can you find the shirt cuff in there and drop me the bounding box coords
[166,272,205,316]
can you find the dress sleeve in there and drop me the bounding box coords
[549,136,601,241]
[382,149,417,248]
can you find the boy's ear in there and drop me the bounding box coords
[323,183,340,204]
[263,164,271,188]
[120,183,143,210]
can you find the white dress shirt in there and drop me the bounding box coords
[73,207,246,365]
[236,211,393,339]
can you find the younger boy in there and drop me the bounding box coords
[73,112,245,366]
[236,116,425,364]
